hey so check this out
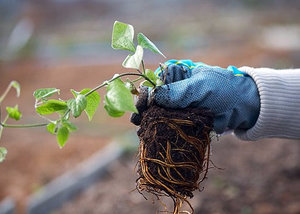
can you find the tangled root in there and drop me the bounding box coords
[136,105,214,213]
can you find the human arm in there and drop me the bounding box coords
[235,66,300,140]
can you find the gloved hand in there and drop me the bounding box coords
[131,60,260,134]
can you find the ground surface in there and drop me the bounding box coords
[57,136,300,214]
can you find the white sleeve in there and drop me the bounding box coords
[234,66,300,141]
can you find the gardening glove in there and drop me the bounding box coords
[153,60,260,134]
[130,63,195,126]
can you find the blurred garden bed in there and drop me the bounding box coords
[0,62,134,213]
[57,136,300,214]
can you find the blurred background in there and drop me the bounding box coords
[0,0,299,213]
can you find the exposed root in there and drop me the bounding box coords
[136,105,214,214]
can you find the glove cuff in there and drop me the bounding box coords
[234,66,300,141]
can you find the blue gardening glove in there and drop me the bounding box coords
[153,60,260,134]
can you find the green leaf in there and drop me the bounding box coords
[57,126,69,148]
[47,122,56,135]
[106,78,137,114]
[0,147,8,162]
[125,79,139,95]
[142,80,154,87]
[111,21,136,52]
[156,79,164,86]
[33,88,60,101]
[72,89,101,121]
[6,105,22,121]
[125,80,133,91]
[36,100,68,115]
[141,70,157,87]
[104,97,125,117]
[10,81,21,97]
[67,95,87,118]
[61,119,77,132]
[137,33,166,58]
[122,45,143,69]
[145,69,157,82]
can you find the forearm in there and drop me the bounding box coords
[234,67,300,141]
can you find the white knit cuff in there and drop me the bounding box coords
[234,66,300,141]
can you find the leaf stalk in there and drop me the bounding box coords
[85,72,156,97]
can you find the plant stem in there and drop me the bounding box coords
[0,122,48,128]
[62,109,71,119]
[84,72,155,97]
[0,72,155,130]
[141,60,146,74]
[0,85,13,104]
[0,115,9,140]
[132,76,143,83]
[0,104,48,130]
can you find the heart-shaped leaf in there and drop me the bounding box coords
[47,122,56,135]
[104,96,125,117]
[72,89,100,121]
[57,126,69,148]
[36,100,68,115]
[112,21,136,52]
[67,95,87,118]
[122,45,143,69]
[137,33,166,58]
[33,88,60,101]
[106,78,137,114]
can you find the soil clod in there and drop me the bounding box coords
[136,104,214,213]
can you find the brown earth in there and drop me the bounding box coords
[57,136,300,214]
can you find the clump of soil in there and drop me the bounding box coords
[136,104,214,213]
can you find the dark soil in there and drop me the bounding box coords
[137,105,214,213]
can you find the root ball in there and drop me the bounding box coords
[136,105,214,213]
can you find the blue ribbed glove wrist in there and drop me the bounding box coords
[153,60,260,134]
